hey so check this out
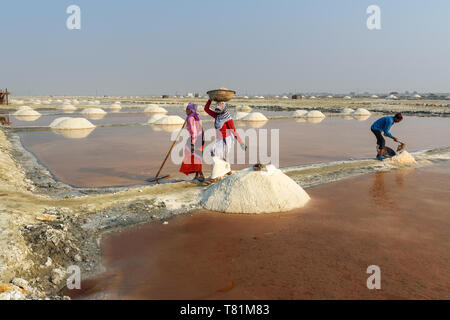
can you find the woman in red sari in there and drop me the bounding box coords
[179,103,205,182]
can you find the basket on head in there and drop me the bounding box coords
[207,88,236,102]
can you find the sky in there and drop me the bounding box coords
[1,0,449,96]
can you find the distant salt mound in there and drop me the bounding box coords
[49,117,71,128]
[81,108,106,115]
[144,105,168,113]
[386,151,417,166]
[353,115,370,121]
[344,96,352,100]
[13,108,41,116]
[292,110,308,117]
[62,104,77,111]
[153,115,184,125]
[341,107,354,114]
[201,165,311,214]
[236,105,252,112]
[109,103,122,111]
[241,112,268,121]
[53,128,95,139]
[50,118,95,130]
[306,110,325,118]
[234,112,249,120]
[148,114,167,124]
[353,108,371,116]
[17,106,33,112]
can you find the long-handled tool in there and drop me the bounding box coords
[148,120,187,183]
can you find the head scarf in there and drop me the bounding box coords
[186,102,199,121]
[214,102,232,129]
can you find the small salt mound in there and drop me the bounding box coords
[292,110,308,117]
[13,109,41,116]
[202,164,311,214]
[353,115,370,121]
[341,107,354,114]
[344,96,352,99]
[211,157,231,179]
[144,105,168,113]
[51,118,96,130]
[17,106,33,112]
[241,112,268,121]
[159,124,185,133]
[306,110,325,118]
[62,104,77,111]
[236,105,252,112]
[14,114,41,121]
[353,108,371,116]
[244,121,268,128]
[148,114,167,124]
[109,103,122,110]
[153,115,185,125]
[385,151,417,166]
[81,108,106,115]
[234,112,249,120]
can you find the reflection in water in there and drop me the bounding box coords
[85,114,106,120]
[370,170,413,210]
[307,117,324,124]
[52,128,96,139]
[243,121,268,128]
[14,115,41,121]
[295,118,306,123]
[353,115,370,122]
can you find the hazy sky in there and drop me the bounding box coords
[1,0,449,96]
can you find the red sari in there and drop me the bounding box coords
[179,115,204,175]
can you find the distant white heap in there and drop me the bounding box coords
[50,117,96,130]
[201,164,311,214]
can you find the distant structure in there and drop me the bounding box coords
[0,88,11,105]
[161,95,169,99]
[194,93,203,98]
[291,94,303,99]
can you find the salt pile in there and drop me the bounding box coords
[62,104,77,111]
[340,108,354,114]
[50,117,96,130]
[13,108,41,116]
[344,96,352,99]
[148,114,167,124]
[81,108,106,115]
[353,115,370,121]
[153,115,184,125]
[234,112,249,120]
[241,112,268,121]
[201,164,310,214]
[236,105,252,112]
[386,151,417,166]
[144,105,168,113]
[292,110,308,117]
[306,110,325,118]
[353,108,371,116]
[109,103,122,111]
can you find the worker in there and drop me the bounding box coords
[371,113,403,160]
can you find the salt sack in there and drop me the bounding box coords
[340,108,354,114]
[148,114,167,124]
[353,108,371,116]
[144,105,168,113]
[50,118,95,130]
[241,112,268,121]
[153,115,184,125]
[385,151,417,166]
[202,164,310,214]
[306,110,325,118]
[292,110,308,117]
[81,108,106,115]
[210,157,231,180]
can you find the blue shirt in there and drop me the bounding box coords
[371,116,395,138]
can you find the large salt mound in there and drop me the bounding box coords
[234,112,249,120]
[81,108,106,115]
[241,112,268,121]
[50,118,96,130]
[306,110,325,118]
[202,165,311,214]
[153,115,185,125]
[341,107,354,114]
[144,105,168,113]
[353,108,371,116]
[292,110,308,117]
[385,151,417,166]
[13,109,41,116]
[49,117,71,128]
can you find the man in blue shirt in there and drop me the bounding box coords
[371,113,403,160]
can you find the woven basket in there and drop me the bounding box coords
[207,88,236,102]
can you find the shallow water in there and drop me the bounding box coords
[65,162,450,300]
[18,116,450,187]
